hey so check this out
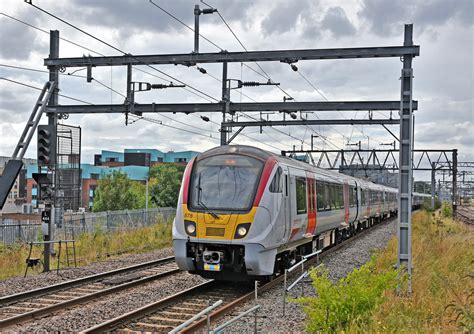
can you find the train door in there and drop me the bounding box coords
[343,182,349,224]
[305,173,316,236]
[282,166,291,242]
[354,181,359,222]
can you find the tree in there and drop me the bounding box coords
[149,164,185,208]
[92,171,141,212]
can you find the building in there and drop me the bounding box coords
[24,148,199,211]
[95,149,198,167]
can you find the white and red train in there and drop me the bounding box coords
[173,145,428,281]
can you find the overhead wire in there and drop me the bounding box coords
[4,5,225,134]
[0,63,127,99]
[1,77,93,105]
[1,74,228,141]
[200,2,345,152]
[25,1,220,103]
[2,11,218,103]
[19,2,335,152]
[200,0,389,154]
[148,1,312,150]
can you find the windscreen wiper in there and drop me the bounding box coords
[197,173,220,219]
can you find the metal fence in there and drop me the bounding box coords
[0,207,176,245]
[0,221,42,245]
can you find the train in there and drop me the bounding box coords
[172,145,429,281]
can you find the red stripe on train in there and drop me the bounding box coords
[182,157,195,204]
[253,157,277,206]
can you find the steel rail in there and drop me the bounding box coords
[82,215,396,333]
[80,280,220,333]
[182,215,397,333]
[0,256,175,306]
[0,267,180,329]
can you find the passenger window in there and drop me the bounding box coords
[338,184,343,209]
[324,182,331,210]
[269,167,283,193]
[295,177,307,214]
[316,181,324,211]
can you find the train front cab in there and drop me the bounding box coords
[173,148,288,281]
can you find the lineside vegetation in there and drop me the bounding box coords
[0,219,172,280]
[297,209,473,333]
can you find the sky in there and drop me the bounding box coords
[0,0,473,180]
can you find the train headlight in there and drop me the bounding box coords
[237,227,247,236]
[234,223,251,239]
[184,220,196,237]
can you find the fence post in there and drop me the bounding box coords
[81,212,86,233]
[106,211,110,231]
[283,269,287,316]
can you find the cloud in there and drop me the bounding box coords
[320,7,356,37]
[359,0,474,37]
[260,1,308,35]
[0,15,45,60]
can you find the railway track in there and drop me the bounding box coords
[456,205,474,224]
[0,256,179,329]
[82,216,396,334]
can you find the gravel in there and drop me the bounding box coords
[5,272,208,333]
[211,220,398,334]
[0,247,174,297]
[0,220,396,333]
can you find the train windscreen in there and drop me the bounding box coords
[189,154,264,211]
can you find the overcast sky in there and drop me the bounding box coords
[0,0,472,179]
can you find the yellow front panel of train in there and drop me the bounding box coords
[182,204,257,240]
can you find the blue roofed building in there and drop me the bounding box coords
[27,148,200,211]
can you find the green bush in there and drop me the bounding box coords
[441,201,453,218]
[296,257,398,333]
[422,197,441,212]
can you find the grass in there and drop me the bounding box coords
[0,219,172,280]
[298,210,474,333]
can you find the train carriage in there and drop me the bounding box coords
[173,145,428,281]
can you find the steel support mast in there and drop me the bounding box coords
[43,30,60,272]
[398,24,414,294]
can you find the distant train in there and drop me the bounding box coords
[173,145,428,281]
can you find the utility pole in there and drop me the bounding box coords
[397,24,414,294]
[194,5,200,53]
[145,175,149,225]
[193,4,216,54]
[452,149,458,216]
[42,30,59,273]
[221,62,229,145]
[431,162,436,209]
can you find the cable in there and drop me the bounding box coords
[25,1,221,103]
[22,1,334,152]
[201,3,344,150]
[148,0,222,51]
[1,77,93,105]
[147,2,305,148]
[0,12,105,56]
[0,63,127,99]
[129,114,220,140]
[2,11,215,104]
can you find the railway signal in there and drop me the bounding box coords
[37,124,55,166]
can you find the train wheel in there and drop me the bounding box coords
[335,229,343,244]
